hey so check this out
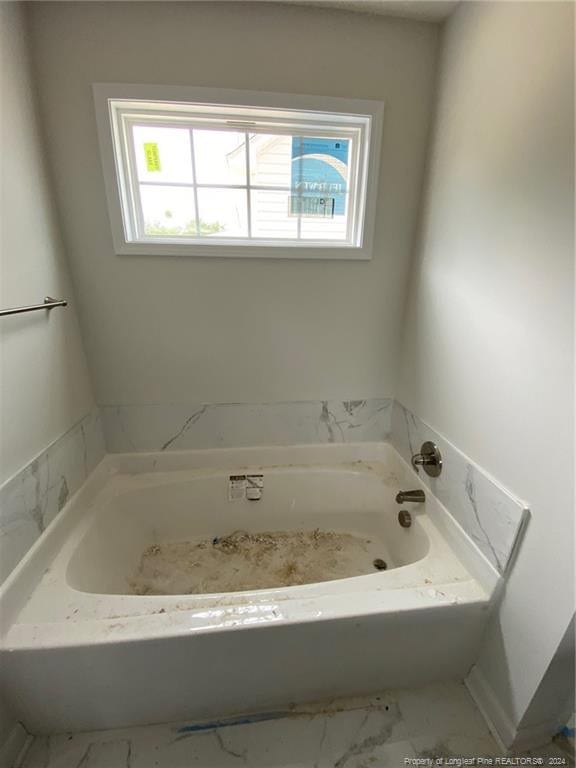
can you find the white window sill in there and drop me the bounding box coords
[113,241,373,260]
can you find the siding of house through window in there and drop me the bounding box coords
[226,133,350,240]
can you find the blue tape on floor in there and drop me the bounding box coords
[177,711,290,734]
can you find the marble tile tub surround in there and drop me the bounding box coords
[391,401,529,575]
[0,409,105,585]
[101,399,393,453]
[1,397,526,584]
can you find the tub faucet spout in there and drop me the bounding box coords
[395,489,425,504]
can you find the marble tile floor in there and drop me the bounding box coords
[17,682,574,768]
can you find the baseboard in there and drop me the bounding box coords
[466,665,515,750]
[466,665,563,753]
[0,721,31,768]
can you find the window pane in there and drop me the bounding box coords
[140,186,197,237]
[291,136,350,199]
[291,137,350,241]
[133,126,193,184]
[249,134,292,187]
[196,188,248,237]
[250,190,298,239]
[299,194,349,240]
[193,130,247,186]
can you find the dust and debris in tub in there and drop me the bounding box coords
[129,528,392,595]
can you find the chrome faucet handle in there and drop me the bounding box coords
[411,441,442,477]
[412,454,434,467]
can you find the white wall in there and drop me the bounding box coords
[0,3,94,486]
[397,0,574,746]
[0,2,94,757]
[26,1,439,408]
[518,617,574,736]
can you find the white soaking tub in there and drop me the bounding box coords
[0,443,498,735]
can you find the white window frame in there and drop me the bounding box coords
[93,84,384,260]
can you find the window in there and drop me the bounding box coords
[94,85,383,259]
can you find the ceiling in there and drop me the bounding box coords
[42,0,459,24]
[275,0,459,21]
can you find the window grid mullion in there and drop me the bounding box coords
[245,132,252,238]
[296,136,302,240]
[187,128,201,237]
[138,181,296,192]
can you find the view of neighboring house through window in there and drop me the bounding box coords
[132,126,352,242]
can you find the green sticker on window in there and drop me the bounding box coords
[144,142,161,172]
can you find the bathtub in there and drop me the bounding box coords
[0,443,498,734]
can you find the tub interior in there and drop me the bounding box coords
[66,469,430,596]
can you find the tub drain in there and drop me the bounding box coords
[373,558,388,571]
